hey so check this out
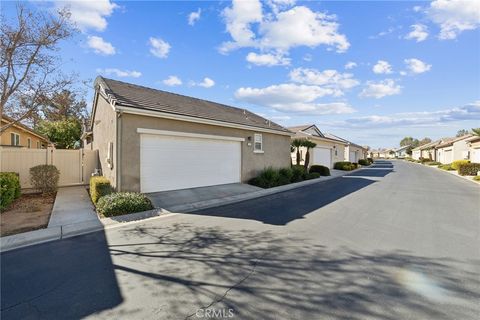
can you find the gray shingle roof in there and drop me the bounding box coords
[96,77,290,133]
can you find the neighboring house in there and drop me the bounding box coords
[412,140,441,160]
[465,135,480,163]
[435,135,472,164]
[393,145,410,158]
[370,148,392,159]
[288,124,347,168]
[324,133,367,163]
[0,115,50,149]
[86,77,292,193]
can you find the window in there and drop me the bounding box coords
[10,133,20,146]
[254,134,263,153]
[27,138,31,148]
[36,141,40,148]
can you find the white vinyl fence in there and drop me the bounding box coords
[0,147,98,188]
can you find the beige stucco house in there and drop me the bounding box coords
[411,140,440,160]
[435,135,472,164]
[1,115,50,149]
[288,125,347,168]
[323,133,367,162]
[85,77,292,193]
[465,135,480,163]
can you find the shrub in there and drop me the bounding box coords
[451,160,470,170]
[291,165,307,182]
[334,161,355,171]
[458,163,480,176]
[96,192,153,217]
[425,161,441,166]
[473,176,480,182]
[278,168,294,185]
[30,165,59,194]
[309,165,330,176]
[358,159,369,166]
[367,158,374,164]
[305,172,321,180]
[90,176,113,204]
[0,172,21,211]
[438,164,454,171]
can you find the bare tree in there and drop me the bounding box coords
[0,3,76,133]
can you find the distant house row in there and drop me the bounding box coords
[411,134,480,164]
[0,115,50,149]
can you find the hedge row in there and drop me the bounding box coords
[96,192,153,217]
[0,172,21,211]
[248,166,322,189]
[309,165,330,176]
[334,161,358,171]
[451,160,470,170]
[458,163,480,176]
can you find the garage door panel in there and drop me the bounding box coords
[349,151,356,163]
[313,147,331,168]
[140,134,241,193]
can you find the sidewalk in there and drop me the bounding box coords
[1,186,103,252]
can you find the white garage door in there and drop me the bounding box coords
[140,132,242,193]
[313,147,331,168]
[474,148,480,163]
[349,151,357,163]
[444,149,453,164]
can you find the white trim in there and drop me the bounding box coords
[254,133,263,152]
[119,106,292,136]
[137,128,245,142]
[254,150,264,154]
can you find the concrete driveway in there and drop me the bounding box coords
[1,160,479,319]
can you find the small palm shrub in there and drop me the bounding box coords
[309,165,330,176]
[278,168,293,185]
[90,176,113,204]
[452,160,470,170]
[0,172,21,211]
[96,192,153,217]
[291,165,306,182]
[30,165,60,194]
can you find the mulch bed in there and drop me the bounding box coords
[0,193,56,237]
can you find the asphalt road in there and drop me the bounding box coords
[2,160,479,320]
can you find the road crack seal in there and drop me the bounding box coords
[184,252,266,319]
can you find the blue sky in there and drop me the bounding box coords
[4,0,480,148]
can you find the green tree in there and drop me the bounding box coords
[419,137,432,146]
[303,140,317,169]
[37,119,81,149]
[472,128,480,136]
[291,139,305,165]
[456,129,470,137]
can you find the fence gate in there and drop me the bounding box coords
[0,147,98,189]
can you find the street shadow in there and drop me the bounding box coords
[106,223,480,319]
[345,168,393,177]
[0,230,123,320]
[188,175,375,225]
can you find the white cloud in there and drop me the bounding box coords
[372,60,393,74]
[289,68,359,95]
[413,5,422,12]
[344,61,357,69]
[427,0,480,39]
[188,8,201,26]
[97,68,142,78]
[58,0,118,32]
[87,36,115,55]
[333,101,480,128]
[149,37,171,58]
[405,24,429,42]
[192,77,215,88]
[246,52,291,66]
[360,79,401,99]
[220,2,349,54]
[404,58,432,74]
[235,83,356,115]
[162,75,182,86]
